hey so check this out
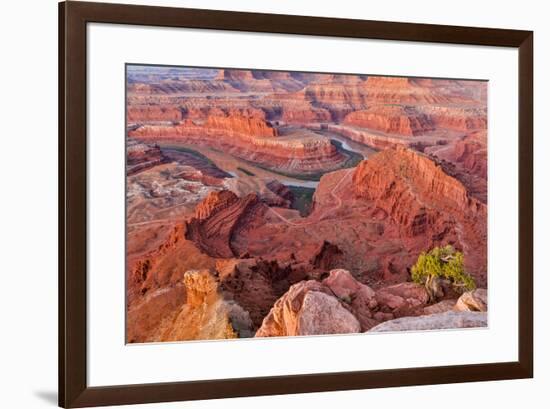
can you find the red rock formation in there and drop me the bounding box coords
[421,106,487,132]
[352,148,487,280]
[375,282,429,318]
[217,69,277,92]
[126,69,489,342]
[353,148,477,228]
[322,269,379,330]
[158,270,254,342]
[265,180,294,207]
[425,130,487,202]
[304,82,369,120]
[311,240,343,271]
[186,191,267,258]
[126,140,166,175]
[452,132,488,176]
[251,70,307,92]
[323,123,415,150]
[255,280,361,337]
[128,223,217,302]
[255,269,435,336]
[219,148,486,286]
[365,76,413,89]
[127,105,183,122]
[363,76,472,105]
[194,190,239,220]
[128,112,348,174]
[343,105,434,136]
[201,110,278,138]
[128,79,237,95]
[217,258,288,328]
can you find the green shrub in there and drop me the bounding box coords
[411,245,476,298]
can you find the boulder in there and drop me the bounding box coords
[255,280,360,337]
[322,269,378,330]
[375,282,429,313]
[322,268,375,301]
[454,289,487,312]
[298,292,362,335]
[369,311,487,332]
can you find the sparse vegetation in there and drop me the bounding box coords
[411,245,476,302]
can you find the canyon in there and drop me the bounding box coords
[125,65,488,342]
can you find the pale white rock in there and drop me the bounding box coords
[297,291,361,335]
[368,311,487,332]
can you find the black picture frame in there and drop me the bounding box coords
[59,1,533,407]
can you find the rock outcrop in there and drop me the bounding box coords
[425,130,488,203]
[423,299,456,315]
[311,241,344,270]
[186,191,267,258]
[322,269,379,330]
[159,270,254,341]
[264,180,294,207]
[126,140,166,175]
[255,269,384,336]
[421,106,487,132]
[128,223,217,302]
[369,311,487,332]
[352,147,487,280]
[375,282,430,317]
[127,105,184,122]
[126,67,489,343]
[343,105,434,136]
[454,289,488,312]
[128,110,348,174]
[216,258,290,329]
[129,109,277,140]
[255,280,361,337]
[194,190,239,220]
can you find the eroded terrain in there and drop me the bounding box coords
[126,66,488,343]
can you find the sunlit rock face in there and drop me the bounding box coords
[125,66,488,343]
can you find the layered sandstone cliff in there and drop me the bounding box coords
[186,191,267,258]
[126,140,166,175]
[128,111,348,174]
[343,105,435,136]
[425,130,488,202]
[352,147,487,280]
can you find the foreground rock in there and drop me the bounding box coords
[255,280,361,337]
[160,270,253,342]
[322,269,379,330]
[454,289,488,312]
[369,311,487,332]
[423,299,456,315]
[375,282,429,317]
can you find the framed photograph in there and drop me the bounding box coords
[59,1,533,407]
